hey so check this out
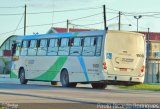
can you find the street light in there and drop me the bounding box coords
[134,15,142,32]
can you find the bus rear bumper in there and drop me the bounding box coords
[105,80,142,85]
[105,75,144,85]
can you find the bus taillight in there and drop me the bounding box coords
[103,62,107,70]
[141,65,145,72]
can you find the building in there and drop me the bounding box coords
[47,27,91,34]
[140,32,160,60]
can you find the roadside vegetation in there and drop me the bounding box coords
[119,84,160,91]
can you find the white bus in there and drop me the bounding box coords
[10,30,146,89]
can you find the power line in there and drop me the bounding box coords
[70,12,102,21]
[0,14,24,36]
[0,13,24,16]
[27,7,102,15]
[0,11,113,36]
[0,7,102,16]
[0,12,103,35]
[27,20,67,28]
[71,21,103,27]
[107,11,119,14]
[0,6,23,8]
[123,12,160,19]
[14,15,116,31]
[106,8,119,12]
[26,13,102,28]
[124,11,160,15]
[0,27,24,36]
[107,16,119,21]
[13,14,24,34]
[105,7,160,17]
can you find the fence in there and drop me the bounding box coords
[145,61,160,83]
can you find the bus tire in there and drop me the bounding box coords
[91,83,107,89]
[60,69,77,87]
[60,69,70,87]
[51,81,58,86]
[19,68,28,84]
[69,83,77,88]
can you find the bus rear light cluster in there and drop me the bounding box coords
[141,65,145,73]
[103,62,107,70]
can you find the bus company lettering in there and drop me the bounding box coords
[122,58,134,63]
[93,64,99,68]
[88,69,98,72]
[25,59,34,64]
[115,57,134,64]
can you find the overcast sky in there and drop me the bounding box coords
[0,0,160,40]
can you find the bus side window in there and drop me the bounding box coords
[58,38,69,55]
[49,39,55,47]
[47,39,58,55]
[20,40,28,56]
[28,40,37,56]
[30,40,36,48]
[22,40,28,48]
[37,39,47,56]
[40,39,47,48]
[74,38,81,47]
[82,37,96,56]
[96,37,102,56]
[84,37,90,47]
[55,39,58,47]
[61,38,68,47]
[70,38,82,56]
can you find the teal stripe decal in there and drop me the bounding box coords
[78,56,89,81]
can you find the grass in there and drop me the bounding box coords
[119,84,160,91]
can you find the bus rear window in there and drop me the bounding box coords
[106,33,144,53]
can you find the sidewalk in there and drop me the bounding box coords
[0,74,19,83]
[0,74,10,78]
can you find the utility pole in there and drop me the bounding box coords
[103,5,107,30]
[24,4,27,36]
[118,11,121,31]
[67,19,69,32]
[146,28,150,83]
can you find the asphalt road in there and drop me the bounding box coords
[0,76,160,109]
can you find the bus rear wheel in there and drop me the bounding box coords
[60,69,77,87]
[91,83,107,89]
[19,68,28,84]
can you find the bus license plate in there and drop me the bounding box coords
[120,68,127,71]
